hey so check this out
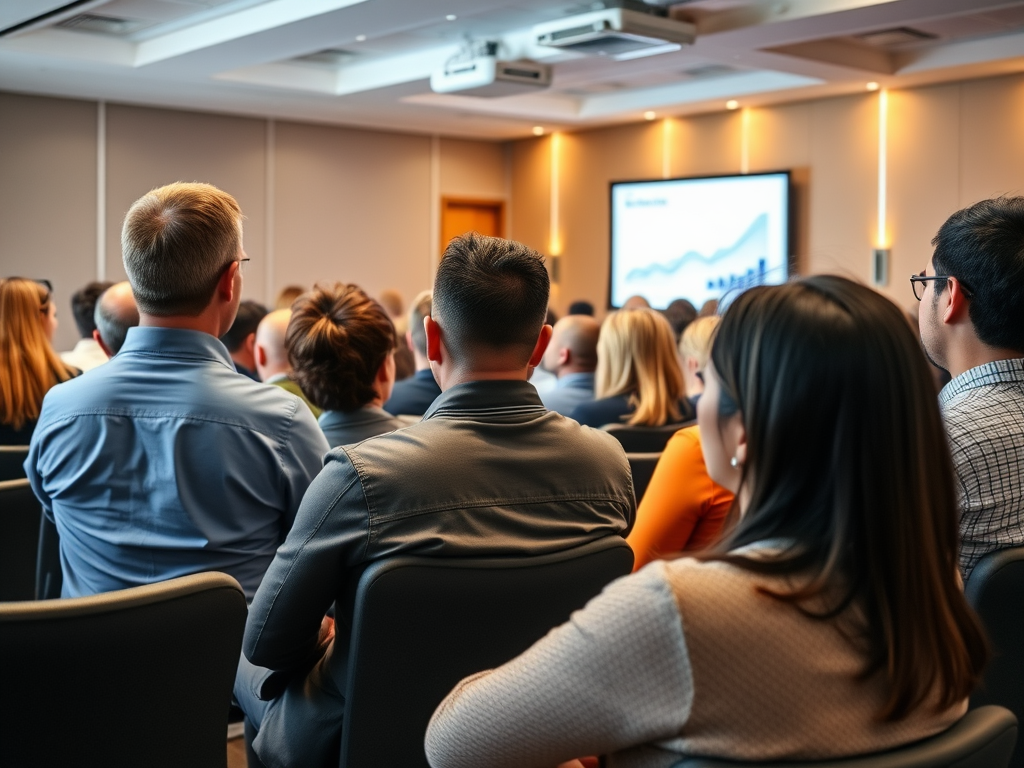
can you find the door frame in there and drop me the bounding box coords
[440,197,506,253]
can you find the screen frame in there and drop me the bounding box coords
[607,169,794,311]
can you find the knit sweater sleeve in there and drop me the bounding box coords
[424,562,693,768]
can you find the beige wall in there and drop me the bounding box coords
[0,94,507,351]
[512,71,1024,316]
[4,72,1024,349]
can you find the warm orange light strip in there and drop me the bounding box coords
[549,132,561,255]
[877,89,888,247]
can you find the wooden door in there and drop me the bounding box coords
[441,198,504,252]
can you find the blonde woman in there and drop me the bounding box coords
[0,278,76,444]
[679,315,719,406]
[570,308,694,428]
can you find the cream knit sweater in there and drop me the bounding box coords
[425,557,965,768]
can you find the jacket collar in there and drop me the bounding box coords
[424,379,546,421]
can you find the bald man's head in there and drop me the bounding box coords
[255,308,293,381]
[93,281,139,357]
[543,314,600,376]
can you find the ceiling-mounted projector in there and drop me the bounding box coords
[534,8,695,60]
[431,44,552,97]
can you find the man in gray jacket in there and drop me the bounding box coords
[235,233,635,768]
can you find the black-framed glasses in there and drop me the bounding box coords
[910,270,974,301]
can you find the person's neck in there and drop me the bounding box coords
[435,366,530,391]
[557,364,594,379]
[413,350,431,372]
[259,363,292,381]
[945,340,1023,380]
[139,311,221,337]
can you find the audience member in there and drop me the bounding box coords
[628,315,730,570]
[381,286,416,381]
[0,278,76,445]
[568,300,594,316]
[916,196,1024,580]
[222,299,268,380]
[274,285,305,310]
[236,233,634,768]
[699,298,719,317]
[254,309,321,418]
[679,316,719,406]
[92,281,139,357]
[663,297,698,342]
[530,306,563,395]
[540,314,600,416]
[288,283,405,447]
[571,308,694,428]
[383,290,442,416]
[622,294,650,310]
[26,182,328,599]
[60,280,113,372]
[425,276,988,767]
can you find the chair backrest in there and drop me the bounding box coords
[339,536,634,768]
[626,452,662,503]
[672,705,1017,768]
[0,478,42,601]
[965,546,1024,768]
[0,445,29,481]
[0,571,247,768]
[602,421,692,453]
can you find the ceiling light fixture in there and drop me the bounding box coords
[446,14,457,21]
[726,99,739,110]
[355,34,366,42]
[644,111,656,120]
[865,81,879,91]
[532,126,545,136]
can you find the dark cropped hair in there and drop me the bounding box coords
[432,233,549,366]
[932,196,1024,352]
[70,281,113,338]
[707,275,987,722]
[220,300,268,352]
[287,283,396,412]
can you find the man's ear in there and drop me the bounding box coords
[425,315,443,364]
[404,329,414,352]
[217,260,239,303]
[943,277,971,325]
[558,346,571,367]
[92,329,114,359]
[243,331,257,357]
[528,324,554,368]
[255,343,267,367]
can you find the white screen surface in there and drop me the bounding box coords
[610,173,790,310]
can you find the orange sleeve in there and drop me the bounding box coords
[626,425,734,571]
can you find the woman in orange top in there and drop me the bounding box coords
[627,424,733,570]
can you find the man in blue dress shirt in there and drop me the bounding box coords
[540,314,600,416]
[26,182,329,600]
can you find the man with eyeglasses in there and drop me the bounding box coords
[913,196,1024,581]
[26,182,329,601]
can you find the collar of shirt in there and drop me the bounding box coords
[557,371,595,390]
[318,406,395,429]
[265,372,291,385]
[939,357,1024,406]
[424,379,546,421]
[119,326,235,369]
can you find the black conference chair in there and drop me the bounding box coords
[0,571,247,768]
[0,445,29,481]
[965,546,1024,768]
[36,513,63,599]
[338,536,634,768]
[0,478,42,601]
[602,421,692,453]
[627,451,662,503]
[672,706,1016,768]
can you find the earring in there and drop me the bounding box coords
[730,457,740,468]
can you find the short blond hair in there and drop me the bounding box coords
[122,182,242,316]
[596,308,685,426]
[678,315,720,371]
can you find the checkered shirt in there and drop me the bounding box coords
[940,358,1024,581]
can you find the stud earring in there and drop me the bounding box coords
[730,457,740,468]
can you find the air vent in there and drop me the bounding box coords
[57,13,143,36]
[680,63,736,79]
[856,27,937,47]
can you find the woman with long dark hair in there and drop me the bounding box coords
[425,276,988,768]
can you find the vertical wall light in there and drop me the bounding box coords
[873,89,890,286]
[96,101,106,281]
[549,132,561,258]
[740,108,750,175]
[661,118,671,179]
